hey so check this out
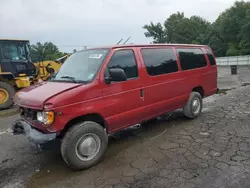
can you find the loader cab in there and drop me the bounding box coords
[0,39,36,77]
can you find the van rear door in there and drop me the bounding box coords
[203,47,218,96]
[137,47,186,118]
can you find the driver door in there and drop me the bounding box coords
[101,48,144,133]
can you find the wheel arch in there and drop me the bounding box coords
[0,74,16,87]
[192,86,204,98]
[60,113,108,137]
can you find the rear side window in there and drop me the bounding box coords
[108,50,138,79]
[177,48,207,70]
[206,50,216,66]
[141,48,178,76]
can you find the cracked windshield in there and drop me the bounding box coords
[1,0,250,188]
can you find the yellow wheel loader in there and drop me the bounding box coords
[0,39,36,109]
[0,39,70,109]
[33,54,70,81]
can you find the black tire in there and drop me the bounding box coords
[0,81,15,109]
[183,92,203,119]
[61,121,108,171]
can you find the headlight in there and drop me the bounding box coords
[37,111,55,125]
[37,112,44,122]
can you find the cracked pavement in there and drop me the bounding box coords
[89,85,250,188]
[1,66,250,188]
[117,86,250,188]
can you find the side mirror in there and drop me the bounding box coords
[105,68,127,84]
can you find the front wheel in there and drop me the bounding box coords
[61,121,108,171]
[183,92,203,119]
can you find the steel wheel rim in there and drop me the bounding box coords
[0,89,9,104]
[75,133,101,161]
[192,98,201,115]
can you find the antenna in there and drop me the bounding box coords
[123,37,131,44]
[116,38,123,45]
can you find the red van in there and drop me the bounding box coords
[12,44,218,170]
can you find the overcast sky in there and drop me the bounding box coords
[0,0,241,52]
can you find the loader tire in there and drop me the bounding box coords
[0,81,15,109]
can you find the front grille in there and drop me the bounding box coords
[20,108,36,120]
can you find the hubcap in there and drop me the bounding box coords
[192,98,201,115]
[75,133,101,161]
[0,89,9,104]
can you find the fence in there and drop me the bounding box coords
[216,55,250,66]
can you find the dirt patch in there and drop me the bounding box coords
[242,82,250,87]
[217,88,234,95]
[0,107,19,118]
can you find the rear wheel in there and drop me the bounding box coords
[0,81,15,109]
[183,92,203,119]
[61,121,108,171]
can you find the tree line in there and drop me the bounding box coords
[143,1,250,57]
[30,42,68,62]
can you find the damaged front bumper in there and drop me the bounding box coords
[12,120,57,144]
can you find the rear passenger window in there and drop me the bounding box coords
[207,51,216,66]
[177,48,207,70]
[141,48,178,76]
[108,50,138,79]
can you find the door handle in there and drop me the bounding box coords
[140,89,144,101]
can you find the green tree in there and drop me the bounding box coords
[143,22,167,43]
[189,16,211,44]
[143,12,211,45]
[30,42,64,62]
[239,8,250,55]
[143,1,250,57]
[164,12,185,43]
[214,1,250,56]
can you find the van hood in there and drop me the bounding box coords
[14,81,81,109]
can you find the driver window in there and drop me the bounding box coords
[108,50,138,80]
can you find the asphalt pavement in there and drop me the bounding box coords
[1,66,250,188]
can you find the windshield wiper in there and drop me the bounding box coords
[60,76,79,83]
